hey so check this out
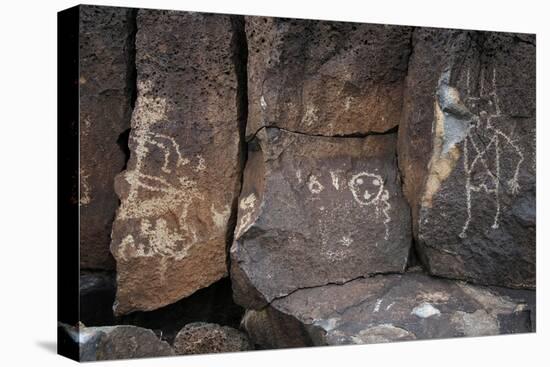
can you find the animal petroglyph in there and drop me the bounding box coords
[118,218,191,262]
[115,80,207,260]
[458,68,525,238]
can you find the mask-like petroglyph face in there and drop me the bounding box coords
[348,172,385,206]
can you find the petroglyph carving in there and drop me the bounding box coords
[211,204,231,229]
[348,172,391,239]
[236,193,257,237]
[302,105,318,126]
[80,168,92,206]
[339,236,353,247]
[118,218,190,262]
[330,171,341,190]
[459,68,525,238]
[115,80,207,260]
[307,174,325,194]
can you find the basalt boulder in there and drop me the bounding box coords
[62,324,175,361]
[242,272,534,348]
[173,322,251,355]
[231,128,411,309]
[246,16,412,136]
[110,10,243,315]
[398,29,536,289]
[79,6,135,270]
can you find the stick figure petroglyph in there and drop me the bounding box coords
[440,68,524,238]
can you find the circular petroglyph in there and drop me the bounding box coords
[348,172,384,206]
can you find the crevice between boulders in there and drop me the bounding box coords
[398,27,424,272]
[117,8,138,173]
[225,15,249,273]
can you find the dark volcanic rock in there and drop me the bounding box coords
[79,271,116,326]
[242,272,534,348]
[110,10,243,314]
[241,307,316,349]
[398,29,536,288]
[246,17,412,137]
[79,325,174,361]
[79,6,135,270]
[231,128,411,309]
[118,277,245,344]
[173,322,251,355]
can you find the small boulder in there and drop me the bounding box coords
[62,324,175,361]
[231,128,411,308]
[173,322,251,355]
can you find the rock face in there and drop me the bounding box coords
[246,17,412,136]
[173,322,251,355]
[66,6,536,360]
[398,30,536,289]
[242,272,534,348]
[231,128,411,308]
[79,6,135,270]
[75,325,174,361]
[110,10,243,315]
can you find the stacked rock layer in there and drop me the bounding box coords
[74,5,535,360]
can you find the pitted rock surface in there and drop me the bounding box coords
[173,322,251,355]
[231,128,411,308]
[246,16,412,137]
[398,29,535,289]
[79,6,135,270]
[110,10,243,315]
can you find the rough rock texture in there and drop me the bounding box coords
[79,271,116,326]
[398,29,536,288]
[231,128,411,309]
[75,325,174,361]
[110,10,244,315]
[79,6,135,270]
[246,17,412,137]
[242,272,534,348]
[173,322,251,355]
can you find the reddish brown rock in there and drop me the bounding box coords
[79,6,135,270]
[246,17,412,137]
[173,322,251,355]
[231,128,411,309]
[242,272,534,348]
[398,29,536,289]
[110,10,243,315]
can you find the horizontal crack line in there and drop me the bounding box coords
[268,271,406,304]
[246,124,398,142]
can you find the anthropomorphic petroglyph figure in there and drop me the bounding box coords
[299,169,393,261]
[348,172,391,240]
[440,68,524,238]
